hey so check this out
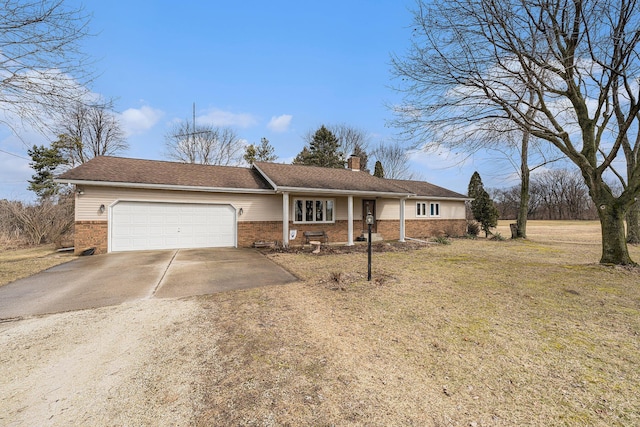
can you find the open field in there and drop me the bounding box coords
[198,220,640,426]
[1,220,639,426]
[0,245,73,287]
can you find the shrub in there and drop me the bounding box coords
[329,271,342,284]
[433,236,451,245]
[466,221,481,236]
[0,195,74,246]
[491,232,506,241]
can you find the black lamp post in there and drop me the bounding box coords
[366,212,374,281]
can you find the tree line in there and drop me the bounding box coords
[492,169,601,222]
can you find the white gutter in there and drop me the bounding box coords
[54,178,277,195]
[274,186,414,198]
[406,196,472,202]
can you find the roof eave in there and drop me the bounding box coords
[252,164,279,191]
[275,186,414,198]
[408,195,472,201]
[54,178,276,194]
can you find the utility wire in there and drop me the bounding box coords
[0,148,30,161]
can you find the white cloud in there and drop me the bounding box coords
[120,106,164,136]
[267,114,292,133]
[198,109,257,128]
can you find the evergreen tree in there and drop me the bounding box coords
[293,125,343,168]
[374,160,385,178]
[468,171,499,237]
[28,144,68,200]
[293,146,313,165]
[245,137,277,164]
[468,171,483,200]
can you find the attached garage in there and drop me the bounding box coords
[110,201,236,252]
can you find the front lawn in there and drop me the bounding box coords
[198,221,640,426]
[0,245,73,287]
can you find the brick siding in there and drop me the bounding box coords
[377,219,466,239]
[74,221,108,255]
[238,220,358,247]
[76,218,467,253]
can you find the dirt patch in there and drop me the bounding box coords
[0,298,219,426]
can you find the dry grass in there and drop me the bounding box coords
[0,244,73,287]
[197,221,640,426]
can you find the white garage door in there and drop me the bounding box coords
[111,202,236,252]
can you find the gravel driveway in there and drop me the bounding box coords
[0,298,218,426]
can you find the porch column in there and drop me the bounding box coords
[282,192,290,247]
[347,195,354,246]
[399,197,406,242]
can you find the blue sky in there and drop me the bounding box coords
[0,0,506,201]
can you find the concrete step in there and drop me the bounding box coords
[361,232,384,242]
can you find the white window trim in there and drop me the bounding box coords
[293,198,336,224]
[430,202,441,217]
[416,202,428,218]
[416,201,441,218]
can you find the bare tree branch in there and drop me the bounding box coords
[0,0,94,132]
[54,100,127,166]
[371,142,414,180]
[164,121,244,166]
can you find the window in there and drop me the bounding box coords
[430,202,440,217]
[416,201,440,217]
[294,198,335,223]
[416,202,427,217]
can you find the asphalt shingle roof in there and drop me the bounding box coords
[254,162,410,194]
[57,156,469,199]
[57,156,272,190]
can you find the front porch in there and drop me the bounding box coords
[280,193,406,247]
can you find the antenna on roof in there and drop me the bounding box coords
[173,102,212,142]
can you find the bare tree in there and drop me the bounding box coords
[392,0,640,265]
[495,169,597,220]
[331,124,370,171]
[532,169,593,220]
[53,101,128,166]
[0,0,93,130]
[164,121,244,166]
[371,142,414,180]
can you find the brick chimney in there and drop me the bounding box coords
[347,155,360,171]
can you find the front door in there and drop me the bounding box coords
[362,199,377,233]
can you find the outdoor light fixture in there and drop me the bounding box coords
[76,189,84,195]
[238,207,244,216]
[99,204,105,214]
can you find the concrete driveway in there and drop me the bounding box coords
[0,248,298,320]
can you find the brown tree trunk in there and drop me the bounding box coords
[516,136,530,238]
[598,204,635,265]
[626,201,640,244]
